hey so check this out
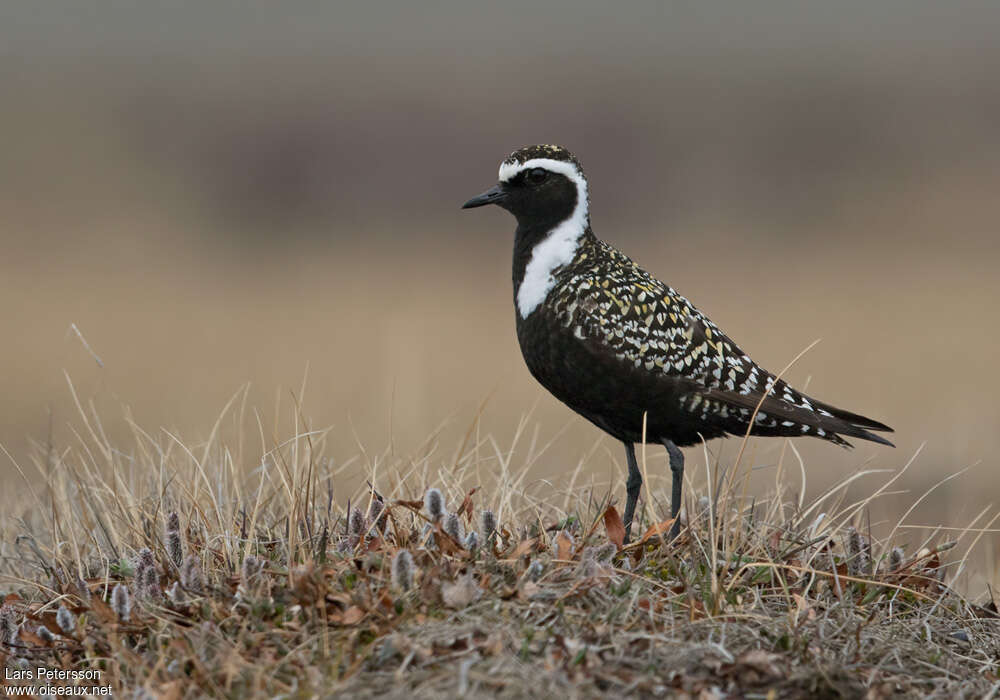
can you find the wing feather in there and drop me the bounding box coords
[555,240,893,447]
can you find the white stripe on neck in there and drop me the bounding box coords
[499,158,589,319]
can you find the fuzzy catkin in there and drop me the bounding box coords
[349,507,366,538]
[111,583,131,622]
[241,555,264,587]
[166,512,183,567]
[846,527,871,577]
[443,512,465,543]
[134,547,155,597]
[391,550,414,592]
[527,560,544,582]
[75,577,91,604]
[591,543,617,563]
[888,547,905,573]
[242,555,257,582]
[480,510,497,541]
[136,547,155,572]
[56,605,75,635]
[578,557,602,579]
[697,495,712,526]
[860,533,873,575]
[424,488,445,522]
[464,531,479,551]
[142,563,161,599]
[367,498,386,532]
[166,529,184,568]
[0,604,17,645]
[180,555,204,592]
[420,522,436,548]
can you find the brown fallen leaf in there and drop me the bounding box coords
[326,591,353,608]
[23,608,62,636]
[18,625,46,647]
[341,605,366,626]
[88,595,119,625]
[555,531,574,560]
[511,537,539,559]
[376,590,394,613]
[638,518,677,544]
[603,505,625,549]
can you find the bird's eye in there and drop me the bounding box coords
[527,168,548,184]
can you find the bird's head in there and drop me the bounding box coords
[462,145,589,231]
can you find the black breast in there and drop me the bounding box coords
[515,304,728,446]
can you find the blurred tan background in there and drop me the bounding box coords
[2,3,999,587]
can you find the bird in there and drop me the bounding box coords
[462,144,893,542]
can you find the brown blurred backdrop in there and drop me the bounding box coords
[2,3,999,588]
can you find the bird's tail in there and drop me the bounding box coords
[699,385,895,448]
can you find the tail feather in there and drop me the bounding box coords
[809,399,894,433]
[829,423,895,448]
[701,387,895,448]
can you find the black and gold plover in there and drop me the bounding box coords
[462,145,893,541]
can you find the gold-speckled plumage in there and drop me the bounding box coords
[548,234,850,443]
[464,144,893,540]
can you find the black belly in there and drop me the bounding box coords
[516,310,728,446]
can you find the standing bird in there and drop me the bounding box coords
[462,145,894,541]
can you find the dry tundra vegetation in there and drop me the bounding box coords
[1,384,999,699]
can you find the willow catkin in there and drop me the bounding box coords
[111,583,131,622]
[424,488,445,523]
[166,512,183,567]
[56,605,76,635]
[180,554,204,592]
[443,512,465,543]
[391,550,414,592]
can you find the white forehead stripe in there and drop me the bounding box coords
[498,157,584,184]
[501,158,590,319]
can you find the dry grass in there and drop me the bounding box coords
[1,388,998,699]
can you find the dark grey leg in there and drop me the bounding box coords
[622,442,642,543]
[663,439,684,538]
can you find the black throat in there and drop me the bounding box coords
[509,190,582,297]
